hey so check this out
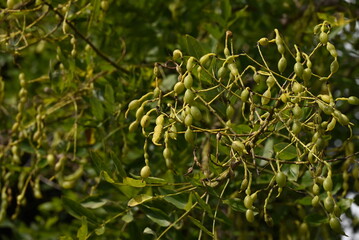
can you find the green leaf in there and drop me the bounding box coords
[274,143,297,160]
[89,97,104,121]
[193,192,213,217]
[102,171,115,183]
[142,206,171,227]
[63,198,99,225]
[288,164,299,181]
[81,199,107,209]
[123,177,146,188]
[89,151,111,175]
[221,0,232,21]
[188,216,214,238]
[223,198,246,213]
[104,84,115,104]
[184,35,205,59]
[262,138,274,159]
[128,194,153,207]
[77,216,88,240]
[160,189,188,210]
[304,213,328,226]
[338,198,354,212]
[295,196,312,205]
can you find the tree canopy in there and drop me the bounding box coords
[0,0,358,239]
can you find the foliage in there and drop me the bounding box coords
[0,0,358,240]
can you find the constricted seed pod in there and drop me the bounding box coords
[294,62,304,78]
[169,124,177,139]
[319,32,328,45]
[312,195,320,207]
[184,113,193,126]
[129,121,139,132]
[244,195,253,209]
[292,120,301,135]
[326,117,336,131]
[348,96,359,105]
[191,106,202,121]
[329,216,346,235]
[246,209,254,223]
[184,127,194,143]
[278,56,287,73]
[276,172,287,188]
[174,82,185,95]
[261,88,271,105]
[140,115,150,128]
[313,183,320,195]
[330,59,339,73]
[302,68,312,82]
[152,124,163,145]
[186,57,195,71]
[173,49,183,61]
[228,62,239,76]
[226,104,235,119]
[292,104,303,119]
[266,76,275,88]
[184,74,193,89]
[241,88,250,102]
[184,89,194,105]
[140,165,151,178]
[258,38,269,46]
[324,196,334,212]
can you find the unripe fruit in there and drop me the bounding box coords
[7,0,15,9]
[140,115,150,128]
[319,32,328,45]
[302,68,312,82]
[334,205,341,218]
[253,72,263,83]
[184,89,194,105]
[276,172,287,188]
[326,117,336,131]
[186,57,195,71]
[163,148,172,159]
[47,154,55,166]
[292,82,303,93]
[240,179,248,191]
[231,140,245,153]
[224,47,230,57]
[324,196,334,212]
[169,125,177,139]
[330,59,339,73]
[329,217,344,234]
[292,104,303,119]
[129,121,139,132]
[261,88,271,105]
[266,76,275,88]
[173,49,183,61]
[246,209,254,223]
[140,165,151,178]
[323,176,333,191]
[226,104,234,119]
[185,127,194,143]
[277,44,285,54]
[241,88,250,102]
[217,66,226,78]
[190,106,202,121]
[313,183,320,195]
[156,115,165,125]
[136,107,145,120]
[312,195,319,207]
[199,54,211,67]
[153,87,160,98]
[184,74,193,89]
[294,62,304,78]
[184,114,193,126]
[280,92,288,103]
[228,63,239,76]
[258,38,269,46]
[278,56,287,73]
[101,1,109,11]
[244,195,253,209]
[338,113,349,126]
[348,96,359,105]
[174,82,185,95]
[128,99,140,110]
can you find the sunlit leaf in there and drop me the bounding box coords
[77,217,88,240]
[142,206,171,227]
[128,194,153,207]
[123,177,146,188]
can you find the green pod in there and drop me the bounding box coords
[319,32,328,44]
[174,82,185,95]
[294,62,304,78]
[226,104,235,119]
[184,74,193,89]
[302,68,312,82]
[190,106,202,121]
[241,88,250,102]
[330,59,339,73]
[184,127,194,143]
[348,96,359,105]
[261,88,271,105]
[187,57,195,71]
[278,56,287,73]
[184,89,195,105]
[276,172,287,188]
